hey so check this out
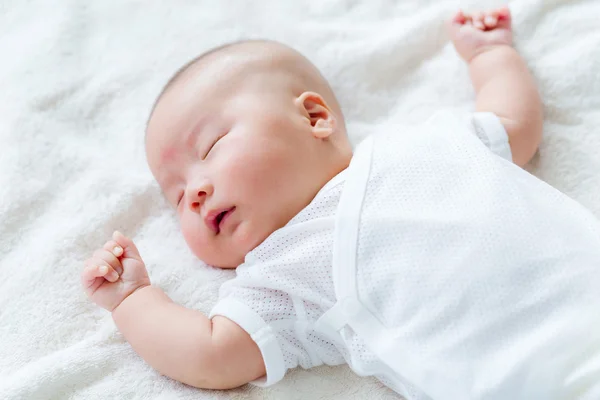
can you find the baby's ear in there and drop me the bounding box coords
[296,92,336,139]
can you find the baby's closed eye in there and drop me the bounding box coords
[203,132,227,160]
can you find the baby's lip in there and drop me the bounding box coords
[204,207,235,234]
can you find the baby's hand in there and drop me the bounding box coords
[82,231,151,312]
[447,7,513,63]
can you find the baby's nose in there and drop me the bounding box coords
[189,191,205,213]
[187,182,213,213]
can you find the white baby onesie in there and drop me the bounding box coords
[210,112,600,399]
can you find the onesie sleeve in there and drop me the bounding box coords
[209,276,316,387]
[210,294,287,387]
[469,112,513,162]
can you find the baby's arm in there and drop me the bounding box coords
[112,287,265,389]
[448,7,543,167]
[82,232,265,389]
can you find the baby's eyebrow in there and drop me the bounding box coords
[184,118,207,148]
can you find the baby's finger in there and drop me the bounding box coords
[452,9,466,24]
[484,14,498,29]
[82,263,108,288]
[447,10,465,37]
[101,264,119,282]
[495,6,512,29]
[95,247,123,276]
[103,240,123,257]
[472,12,485,30]
[112,231,143,263]
[81,270,101,296]
[91,253,121,282]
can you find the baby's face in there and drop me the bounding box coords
[146,65,334,268]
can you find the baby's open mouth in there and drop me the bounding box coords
[206,207,236,234]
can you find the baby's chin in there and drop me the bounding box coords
[195,248,243,269]
[211,262,239,269]
[193,241,248,270]
[193,219,276,268]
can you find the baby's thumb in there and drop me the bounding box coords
[112,231,143,262]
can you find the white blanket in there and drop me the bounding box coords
[1,0,599,399]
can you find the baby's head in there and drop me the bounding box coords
[146,40,352,268]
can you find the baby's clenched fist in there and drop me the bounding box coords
[82,231,151,312]
[447,7,513,63]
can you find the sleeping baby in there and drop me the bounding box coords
[82,7,600,399]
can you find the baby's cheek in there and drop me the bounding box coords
[180,216,209,261]
[224,147,274,194]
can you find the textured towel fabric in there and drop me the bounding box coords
[1,0,600,399]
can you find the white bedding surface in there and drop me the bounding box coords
[1,0,599,398]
